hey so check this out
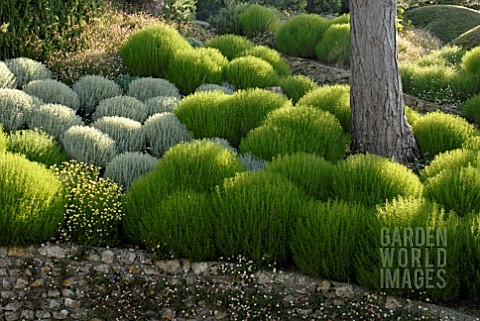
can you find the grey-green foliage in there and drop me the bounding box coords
[202,137,236,152]
[195,83,235,94]
[72,75,122,115]
[0,88,35,131]
[61,126,117,167]
[29,95,45,109]
[92,116,145,153]
[143,112,193,157]
[104,152,158,189]
[238,152,266,171]
[4,57,52,88]
[127,77,181,101]
[23,79,80,110]
[28,104,83,140]
[145,96,180,116]
[93,96,149,123]
[0,62,15,89]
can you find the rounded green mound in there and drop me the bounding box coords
[23,79,80,110]
[93,96,149,123]
[461,46,480,77]
[4,57,52,88]
[195,84,234,95]
[239,4,277,37]
[104,152,158,189]
[315,23,350,67]
[421,148,479,182]
[28,103,83,140]
[0,152,65,246]
[405,106,422,126]
[278,75,317,103]
[0,88,35,131]
[463,136,480,150]
[72,75,122,115]
[205,34,255,60]
[461,94,480,125]
[224,56,279,89]
[92,116,145,153]
[236,45,291,77]
[450,25,480,50]
[239,106,349,162]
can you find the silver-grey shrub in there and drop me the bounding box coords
[143,112,193,157]
[73,75,122,115]
[93,96,149,123]
[238,152,266,171]
[92,116,145,153]
[202,137,236,152]
[0,62,15,89]
[104,152,158,189]
[61,126,117,167]
[145,96,180,115]
[23,79,80,110]
[0,88,35,131]
[127,77,180,101]
[195,83,234,95]
[4,57,52,88]
[28,104,83,140]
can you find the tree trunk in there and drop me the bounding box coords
[350,0,420,165]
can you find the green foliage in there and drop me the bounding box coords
[6,129,67,166]
[224,56,279,89]
[421,148,479,182]
[61,126,117,167]
[315,23,350,67]
[0,125,6,152]
[333,154,424,208]
[205,34,255,60]
[143,112,193,157]
[265,152,335,200]
[461,212,480,301]
[195,83,235,94]
[258,0,307,11]
[72,75,122,115]
[0,152,64,246]
[145,96,180,115]
[236,46,292,77]
[239,4,277,37]
[331,13,350,25]
[214,171,308,265]
[461,46,480,77]
[416,45,466,67]
[93,96,149,123]
[119,24,192,78]
[463,136,480,150]
[450,25,480,50]
[305,0,341,15]
[127,77,181,101]
[196,0,223,21]
[162,0,197,23]
[461,94,480,125]
[275,14,331,58]
[297,84,351,132]
[209,2,251,35]
[0,61,15,89]
[4,58,52,89]
[0,88,35,131]
[412,111,478,162]
[104,152,158,189]
[28,103,83,140]
[51,160,123,246]
[239,106,349,162]
[278,75,318,103]
[405,106,422,126]
[23,79,80,110]
[166,48,228,95]
[92,116,145,153]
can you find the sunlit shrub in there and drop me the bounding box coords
[23,79,80,110]
[461,94,480,125]
[92,116,145,153]
[28,104,83,140]
[405,106,422,126]
[461,46,480,77]
[4,57,51,88]
[224,56,279,89]
[0,61,15,89]
[195,83,235,94]
[421,148,479,182]
[93,96,149,123]
[104,152,158,189]
[278,75,318,103]
[315,23,350,67]
[72,75,122,115]
[145,96,180,115]
[236,45,291,77]
[205,34,255,60]
[239,4,277,37]
[0,88,35,131]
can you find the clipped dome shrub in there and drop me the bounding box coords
[127,77,180,101]
[463,136,480,150]
[297,84,351,132]
[461,46,480,77]
[275,14,331,58]
[405,106,422,126]
[461,212,480,301]
[412,111,478,162]
[0,125,6,152]
[0,88,35,131]
[315,23,350,67]
[6,129,67,166]
[0,152,64,246]
[0,61,15,89]
[421,148,479,182]
[23,79,80,110]
[72,75,122,115]
[143,112,193,157]
[202,137,236,152]
[239,106,349,162]
[224,56,279,89]
[104,152,158,189]
[61,126,117,167]
[28,104,83,140]
[239,4,277,37]
[145,96,180,115]
[236,46,292,77]
[166,47,228,94]
[214,171,308,265]
[332,154,424,208]
[92,116,145,153]
[4,57,51,88]
[93,96,149,123]
[195,83,234,95]
[205,34,255,60]
[119,24,192,78]
[278,75,318,103]
[461,94,480,125]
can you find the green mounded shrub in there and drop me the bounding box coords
[460,212,480,301]
[119,24,192,78]
[450,25,480,50]
[0,152,64,246]
[93,96,149,123]
[72,75,122,116]
[265,152,335,201]
[104,152,158,189]
[463,136,480,150]
[61,126,117,167]
[239,106,349,162]
[0,125,6,152]
[6,129,67,166]
[297,84,351,132]
[461,46,480,77]
[166,48,228,95]
[239,4,277,37]
[315,23,350,67]
[330,13,349,25]
[145,96,180,115]
[0,88,35,131]
[421,148,479,182]
[461,94,480,125]
[0,61,15,89]
[23,79,80,110]
[236,46,292,77]
[416,45,466,68]
[195,83,235,95]
[4,57,52,88]
[209,2,251,35]
[450,71,480,103]
[237,152,266,171]
[278,75,318,103]
[332,154,424,208]
[202,137,236,152]
[405,106,422,126]
[214,171,308,265]
[275,14,331,58]
[143,112,193,157]
[292,200,372,282]
[28,104,83,140]
[92,117,145,153]
[51,160,123,247]
[412,111,479,162]
[127,77,181,102]
[224,56,279,89]
[205,34,255,60]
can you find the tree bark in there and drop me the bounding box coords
[350,0,420,165]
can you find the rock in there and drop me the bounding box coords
[62,288,74,297]
[20,310,34,319]
[335,284,354,298]
[8,247,31,257]
[157,260,182,274]
[35,311,51,318]
[161,308,175,320]
[0,258,10,267]
[4,312,19,321]
[48,289,61,298]
[0,247,7,258]
[49,299,61,309]
[192,262,208,275]
[14,278,29,289]
[5,301,22,310]
[385,297,402,310]
[65,298,81,308]
[214,310,227,319]
[101,250,115,264]
[38,245,67,259]
[317,280,331,292]
[118,251,136,265]
[52,309,69,319]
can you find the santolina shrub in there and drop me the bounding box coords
[104,152,158,189]
[236,46,292,77]
[93,96,149,123]
[0,125,6,152]
[92,116,145,153]
[4,57,52,88]
[421,148,480,182]
[72,75,122,115]
[278,75,318,103]
[23,79,80,110]
[0,61,15,89]
[145,96,180,115]
[224,56,279,89]
[205,34,255,60]
[461,46,480,77]
[127,77,180,101]
[0,88,35,131]
[315,23,350,67]
[28,103,84,140]
[195,83,234,95]
[461,94,480,125]
[239,4,277,37]
[405,106,422,126]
